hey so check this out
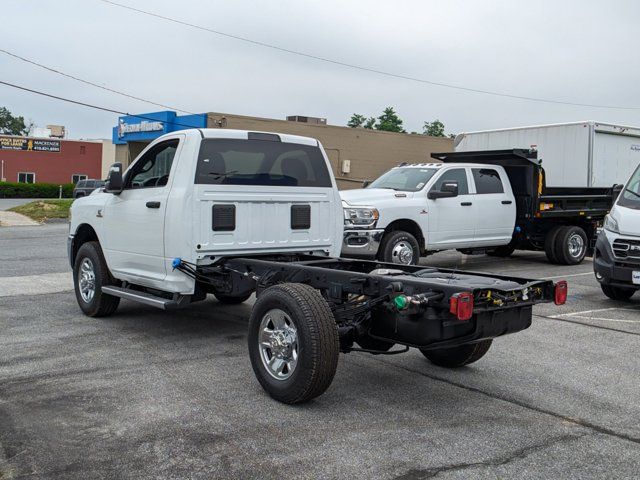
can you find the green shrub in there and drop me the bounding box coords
[0,182,75,198]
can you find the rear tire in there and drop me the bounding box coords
[487,244,516,257]
[214,292,253,304]
[601,284,636,301]
[420,340,493,368]
[73,241,120,317]
[248,283,339,404]
[544,226,564,264]
[379,231,420,265]
[554,226,588,265]
[355,336,396,353]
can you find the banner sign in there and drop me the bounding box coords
[0,136,61,152]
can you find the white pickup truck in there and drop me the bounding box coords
[69,130,564,404]
[342,149,619,266]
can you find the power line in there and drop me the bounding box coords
[0,80,206,130]
[0,47,195,114]
[99,0,640,111]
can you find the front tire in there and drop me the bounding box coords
[379,231,420,265]
[73,241,120,317]
[601,284,636,301]
[420,340,493,368]
[248,283,339,404]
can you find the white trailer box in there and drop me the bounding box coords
[454,121,640,188]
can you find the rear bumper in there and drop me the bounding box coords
[342,228,384,258]
[594,231,640,289]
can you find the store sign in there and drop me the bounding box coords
[0,136,60,152]
[117,119,164,138]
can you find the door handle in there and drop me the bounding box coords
[146,201,161,209]
[502,200,513,205]
[461,202,472,206]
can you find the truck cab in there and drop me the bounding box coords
[341,163,516,264]
[69,129,343,295]
[594,162,640,300]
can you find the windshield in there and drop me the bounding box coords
[368,167,438,192]
[617,164,640,210]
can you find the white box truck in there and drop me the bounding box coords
[455,121,640,188]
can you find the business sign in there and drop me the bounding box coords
[117,119,164,138]
[0,136,60,152]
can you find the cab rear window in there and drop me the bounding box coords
[194,139,332,187]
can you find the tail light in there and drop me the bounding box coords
[449,292,474,321]
[554,280,568,305]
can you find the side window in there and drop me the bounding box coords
[472,168,504,194]
[432,168,469,195]
[128,139,179,189]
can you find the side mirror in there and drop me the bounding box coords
[428,181,458,199]
[104,163,124,194]
[362,180,371,188]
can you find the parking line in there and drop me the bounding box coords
[545,272,594,279]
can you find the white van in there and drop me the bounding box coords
[594,163,640,300]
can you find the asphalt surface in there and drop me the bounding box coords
[0,199,48,211]
[1,224,639,479]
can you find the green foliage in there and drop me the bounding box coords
[347,107,405,132]
[0,182,74,198]
[8,199,73,222]
[0,107,30,136]
[347,113,376,129]
[375,107,405,133]
[423,119,446,137]
[347,114,367,128]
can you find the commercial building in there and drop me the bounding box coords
[0,135,103,185]
[112,111,453,189]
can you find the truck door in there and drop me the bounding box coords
[102,137,182,284]
[470,167,516,245]
[426,167,475,247]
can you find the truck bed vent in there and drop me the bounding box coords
[212,204,236,231]
[291,204,311,230]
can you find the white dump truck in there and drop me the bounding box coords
[68,129,565,404]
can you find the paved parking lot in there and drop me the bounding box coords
[1,224,639,479]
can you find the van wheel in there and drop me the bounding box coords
[601,284,636,301]
[73,241,120,317]
[420,340,493,368]
[248,283,339,404]
[488,244,516,257]
[544,226,564,264]
[554,226,588,265]
[379,231,420,265]
[214,292,253,304]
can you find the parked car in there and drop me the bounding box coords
[73,179,105,198]
[68,129,565,404]
[341,149,620,266]
[594,162,640,300]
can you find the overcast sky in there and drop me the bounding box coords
[2,0,640,139]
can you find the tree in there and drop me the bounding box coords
[375,107,405,133]
[0,107,30,136]
[423,119,446,137]
[347,113,367,128]
[348,113,376,129]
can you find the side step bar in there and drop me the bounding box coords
[101,286,186,310]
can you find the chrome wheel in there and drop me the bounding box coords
[258,308,298,381]
[567,233,585,259]
[391,241,414,265]
[78,258,96,303]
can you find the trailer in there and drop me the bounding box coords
[455,121,640,188]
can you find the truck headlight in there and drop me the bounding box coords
[603,214,619,233]
[343,207,379,228]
